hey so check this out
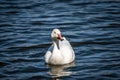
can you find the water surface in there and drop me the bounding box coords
[0,0,120,80]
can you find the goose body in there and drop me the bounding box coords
[45,29,75,65]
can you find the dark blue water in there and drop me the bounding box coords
[0,0,120,80]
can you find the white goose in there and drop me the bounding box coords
[45,29,75,65]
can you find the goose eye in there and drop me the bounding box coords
[54,32,56,34]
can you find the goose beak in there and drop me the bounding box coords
[57,34,63,41]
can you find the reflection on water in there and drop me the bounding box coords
[46,62,75,78]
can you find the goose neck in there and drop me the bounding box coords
[53,39,60,49]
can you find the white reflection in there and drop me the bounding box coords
[46,62,75,78]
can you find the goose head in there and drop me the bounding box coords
[51,29,63,41]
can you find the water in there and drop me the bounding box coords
[0,0,120,80]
